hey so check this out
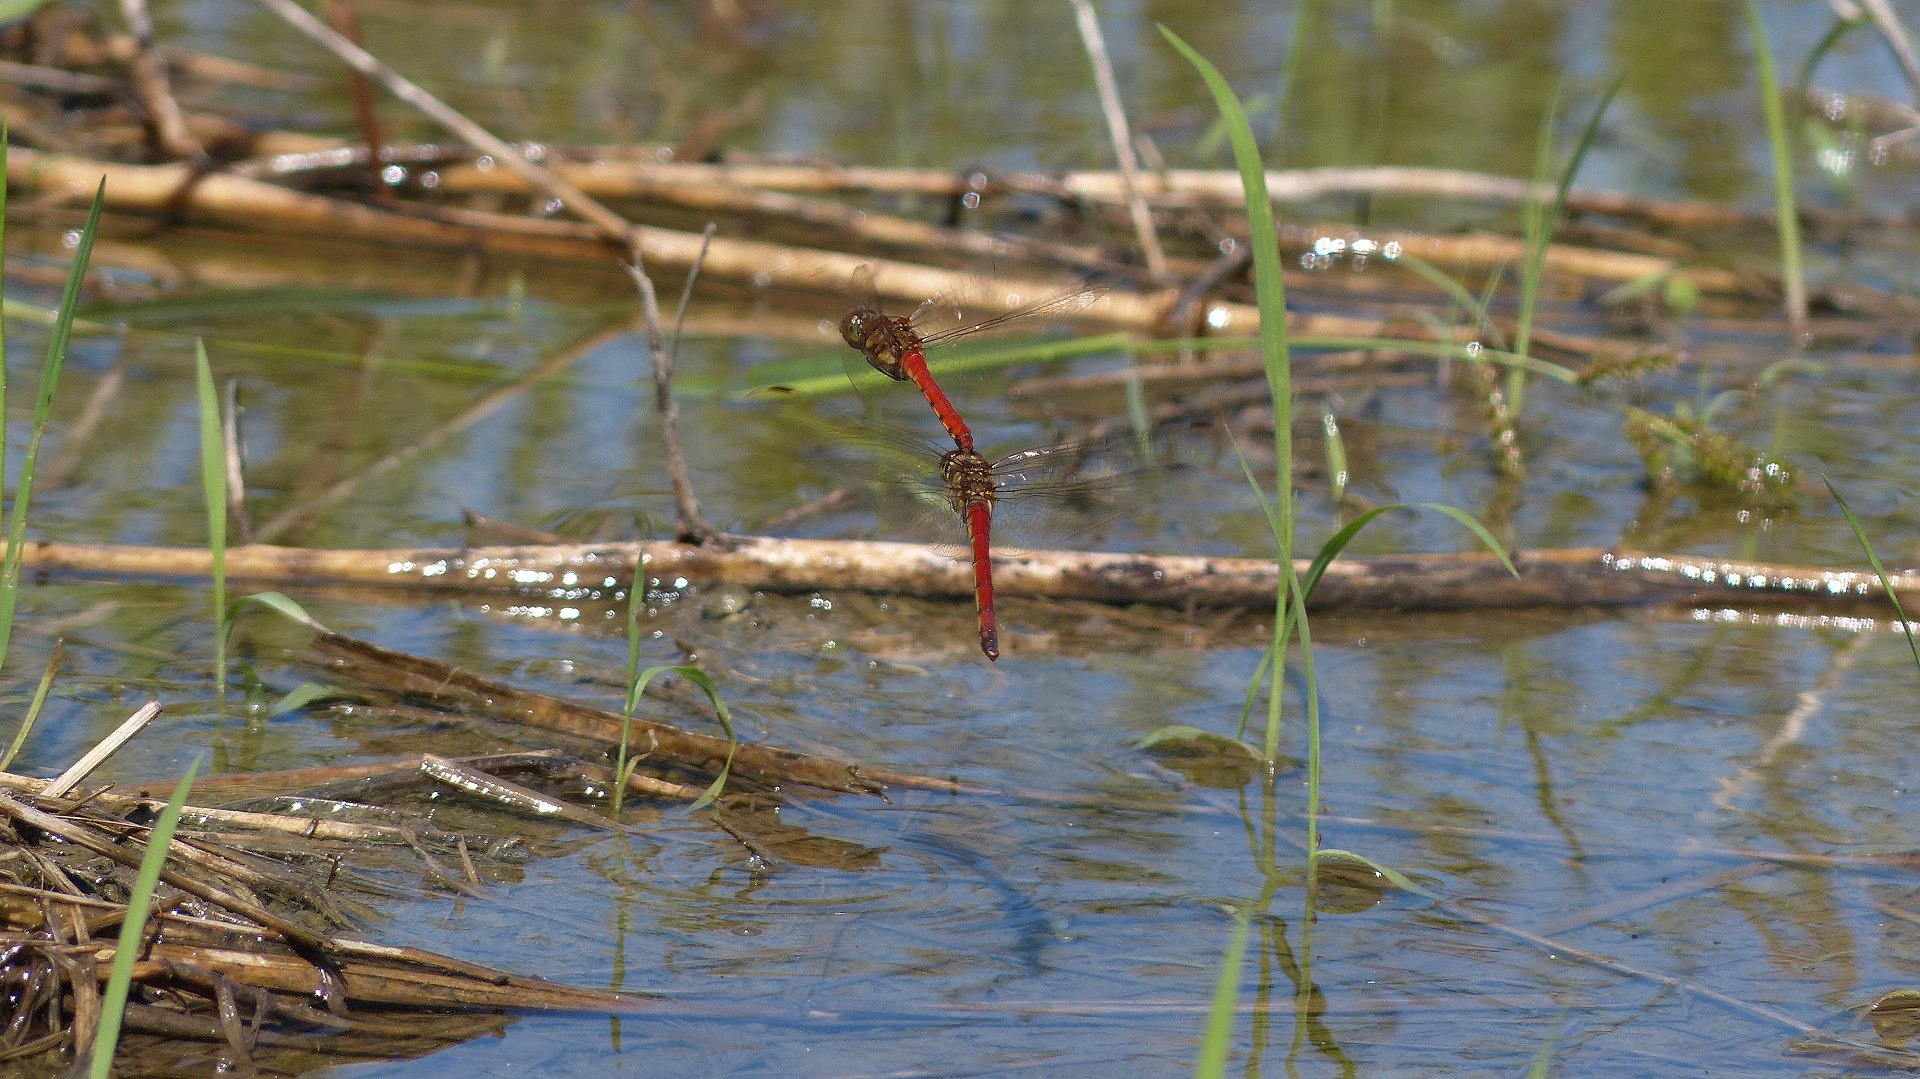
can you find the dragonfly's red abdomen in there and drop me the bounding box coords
[939,449,1000,661]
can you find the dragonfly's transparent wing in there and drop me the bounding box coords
[984,421,1227,545]
[913,279,1109,350]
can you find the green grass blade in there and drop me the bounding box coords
[616,664,736,813]
[1512,82,1562,412]
[1192,910,1250,1078]
[194,341,228,693]
[1162,25,1296,772]
[1160,28,1292,548]
[0,180,104,673]
[1552,77,1624,226]
[241,590,326,631]
[1391,252,1502,345]
[1512,76,1622,410]
[1793,15,1864,117]
[1302,502,1517,600]
[1320,409,1347,503]
[1315,848,1440,899]
[1,129,9,510]
[271,681,345,716]
[89,756,200,1078]
[1823,476,1920,672]
[613,562,650,814]
[1744,0,1807,326]
[0,639,61,770]
[1231,644,1273,744]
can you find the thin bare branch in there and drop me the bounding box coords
[248,0,641,251]
[1070,0,1167,277]
[320,0,388,198]
[627,226,717,544]
[14,536,1920,623]
[115,0,202,159]
[222,378,252,545]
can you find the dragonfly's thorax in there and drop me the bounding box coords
[940,449,997,512]
[839,308,924,382]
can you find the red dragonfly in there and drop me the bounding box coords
[836,423,1191,662]
[835,266,1107,454]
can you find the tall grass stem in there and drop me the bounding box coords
[194,341,228,694]
[88,757,200,1078]
[1744,0,1808,327]
[1159,26,1295,769]
[0,181,104,675]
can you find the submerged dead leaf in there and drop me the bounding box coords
[1138,724,1265,788]
[1866,988,1920,1046]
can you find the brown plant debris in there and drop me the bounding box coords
[0,776,653,1074]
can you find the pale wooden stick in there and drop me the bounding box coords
[56,28,318,90]
[43,700,161,797]
[15,536,1920,617]
[423,158,1866,230]
[4,148,1191,326]
[418,754,627,825]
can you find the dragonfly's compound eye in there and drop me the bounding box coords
[839,310,874,349]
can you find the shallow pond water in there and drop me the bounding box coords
[8,1,1920,1075]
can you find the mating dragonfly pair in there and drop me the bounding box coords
[835,271,1137,662]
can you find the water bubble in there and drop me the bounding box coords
[961,191,981,209]
[1205,306,1233,330]
[419,170,441,189]
[474,155,495,171]
[541,198,565,215]
[380,164,406,185]
[1464,341,1483,357]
